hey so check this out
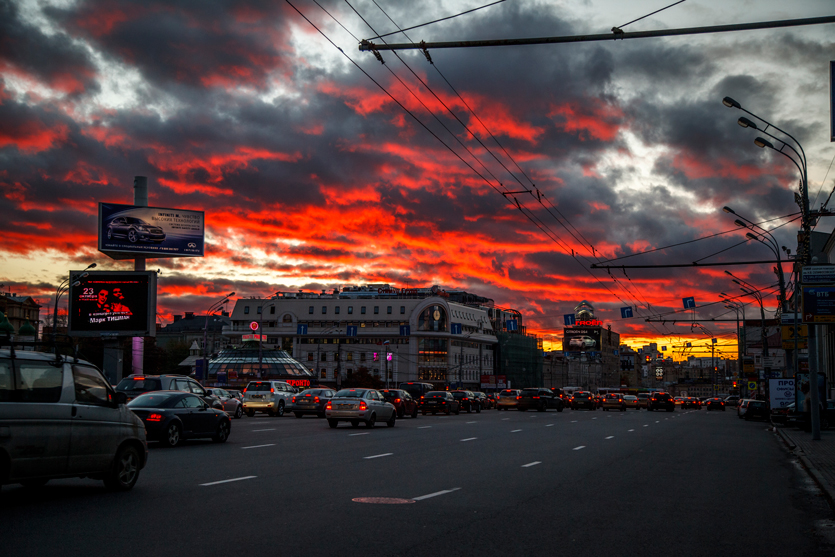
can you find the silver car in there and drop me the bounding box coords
[207,388,244,419]
[242,380,297,417]
[0,349,147,491]
[325,388,396,428]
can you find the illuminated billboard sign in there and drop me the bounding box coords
[68,271,157,337]
[563,327,601,352]
[98,202,204,259]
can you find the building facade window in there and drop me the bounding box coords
[270,306,276,314]
[361,306,366,314]
[387,306,392,314]
[244,306,250,314]
[374,306,379,314]
[400,306,405,314]
[322,306,327,314]
[347,352,353,361]
[307,353,314,361]
[309,306,314,314]
[348,306,353,314]
[418,305,447,332]
[335,306,340,314]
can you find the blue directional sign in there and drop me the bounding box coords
[400,325,410,336]
[297,324,308,335]
[620,307,633,318]
[661,346,667,351]
[686,342,692,347]
[346,325,358,337]
[506,319,518,331]
[682,297,696,309]
[613,349,619,356]
[564,314,576,326]
[451,323,463,335]
[802,286,835,323]
[638,348,643,354]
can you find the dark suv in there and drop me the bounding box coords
[647,392,675,412]
[450,390,481,413]
[115,374,222,409]
[571,391,596,410]
[517,387,564,412]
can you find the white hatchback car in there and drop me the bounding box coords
[0,349,148,491]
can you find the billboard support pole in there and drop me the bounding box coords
[132,176,147,376]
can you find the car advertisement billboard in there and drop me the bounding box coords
[67,271,157,337]
[563,327,601,352]
[98,202,204,259]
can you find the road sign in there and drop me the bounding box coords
[620,307,633,318]
[682,297,695,309]
[400,325,410,336]
[802,265,835,284]
[297,324,308,335]
[781,323,808,349]
[506,319,518,331]
[346,325,358,337]
[451,323,463,335]
[747,381,757,391]
[564,314,576,326]
[802,286,835,323]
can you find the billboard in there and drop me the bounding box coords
[98,202,204,259]
[68,271,157,337]
[562,327,602,352]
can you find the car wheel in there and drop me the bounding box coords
[397,408,405,419]
[212,420,230,443]
[351,420,360,427]
[557,405,564,413]
[365,413,376,428]
[234,405,243,419]
[445,407,451,415]
[621,406,625,412]
[328,419,338,428]
[476,405,481,413]
[103,444,141,491]
[821,417,830,429]
[454,408,460,415]
[294,412,303,418]
[538,404,546,412]
[276,401,285,417]
[318,412,326,419]
[163,422,181,447]
[412,407,418,418]
[246,410,255,417]
[386,412,396,427]
[518,407,525,411]
[128,229,138,243]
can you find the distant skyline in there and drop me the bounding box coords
[1,0,833,357]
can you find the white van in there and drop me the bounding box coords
[0,349,148,491]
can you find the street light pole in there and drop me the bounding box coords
[202,292,234,384]
[258,294,279,379]
[52,263,96,351]
[723,96,820,439]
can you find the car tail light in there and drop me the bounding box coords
[463,397,468,401]
[420,395,424,399]
[271,388,275,393]
[325,401,332,410]
[395,398,401,403]
[147,413,163,422]
[132,376,144,380]
[533,396,540,399]
[314,397,320,403]
[359,401,367,411]
[517,396,521,400]
[292,396,297,403]
[243,388,247,393]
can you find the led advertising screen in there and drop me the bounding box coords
[563,327,602,352]
[98,202,204,259]
[68,271,157,337]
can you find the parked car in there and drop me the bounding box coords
[496,389,521,411]
[106,216,165,243]
[636,393,651,409]
[419,391,461,415]
[602,393,626,411]
[705,398,726,411]
[571,391,596,410]
[380,389,419,418]
[517,387,564,412]
[450,390,481,413]
[206,387,244,419]
[290,388,336,418]
[115,374,223,410]
[473,391,491,409]
[128,391,231,446]
[737,399,754,419]
[647,392,675,412]
[242,380,297,417]
[325,388,396,428]
[623,394,639,409]
[0,349,147,491]
[743,400,769,421]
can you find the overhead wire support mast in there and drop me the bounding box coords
[358,15,835,52]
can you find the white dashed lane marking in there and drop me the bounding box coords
[241,444,275,450]
[364,453,393,460]
[461,437,477,442]
[511,429,522,433]
[605,436,614,440]
[522,461,542,468]
[413,488,460,501]
[573,446,586,451]
[200,476,257,486]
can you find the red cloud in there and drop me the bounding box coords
[549,101,623,141]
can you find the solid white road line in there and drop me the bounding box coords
[364,453,393,460]
[460,437,477,442]
[413,488,461,501]
[241,444,275,450]
[200,476,257,486]
[605,436,614,439]
[251,429,276,432]
[522,461,542,468]
[511,429,522,433]
[349,432,370,436]
[573,446,586,451]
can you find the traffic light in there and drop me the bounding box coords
[733,381,738,388]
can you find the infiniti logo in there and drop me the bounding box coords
[188,243,196,248]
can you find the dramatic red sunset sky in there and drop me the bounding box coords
[1,0,833,359]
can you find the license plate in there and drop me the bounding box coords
[338,404,354,410]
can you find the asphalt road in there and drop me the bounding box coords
[2,406,834,556]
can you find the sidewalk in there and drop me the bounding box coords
[776,426,835,506]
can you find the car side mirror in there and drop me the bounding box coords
[115,391,128,405]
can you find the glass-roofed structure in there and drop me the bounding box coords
[207,343,315,389]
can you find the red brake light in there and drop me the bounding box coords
[314,396,319,403]
[359,401,367,411]
[395,398,401,403]
[271,388,275,393]
[420,395,424,399]
[325,401,332,410]
[292,396,297,403]
[133,377,144,380]
[147,413,163,422]
[242,388,247,393]
[517,396,521,400]
[533,396,540,399]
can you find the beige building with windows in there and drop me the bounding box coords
[223,285,503,389]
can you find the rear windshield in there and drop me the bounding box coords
[425,392,447,398]
[116,378,161,392]
[246,382,273,392]
[302,389,328,396]
[334,389,366,398]
[574,392,590,398]
[127,392,179,408]
[521,389,539,395]
[500,390,516,395]
[606,394,620,399]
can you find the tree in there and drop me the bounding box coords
[343,366,383,389]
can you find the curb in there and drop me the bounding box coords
[776,427,835,510]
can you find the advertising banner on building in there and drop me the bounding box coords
[68,271,157,337]
[98,202,204,259]
[769,378,795,409]
[563,327,602,352]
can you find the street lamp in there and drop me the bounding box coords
[722,96,820,439]
[202,292,234,384]
[258,293,280,379]
[52,263,96,350]
[719,292,745,380]
[726,272,769,397]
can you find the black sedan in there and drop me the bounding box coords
[127,391,231,447]
[419,391,460,415]
[106,216,166,243]
[705,398,726,411]
[289,388,336,418]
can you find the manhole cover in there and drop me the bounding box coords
[352,497,415,504]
